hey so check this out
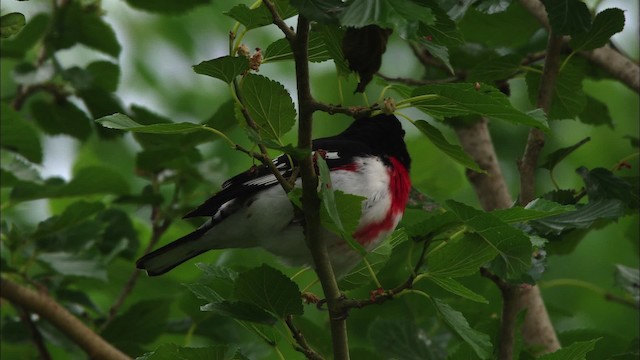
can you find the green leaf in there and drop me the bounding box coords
[570,8,624,51]
[368,318,449,359]
[290,0,345,24]
[86,61,120,93]
[30,100,92,140]
[318,24,350,76]
[317,155,343,231]
[445,200,532,280]
[195,263,239,284]
[432,298,493,359]
[32,201,104,238]
[225,1,297,29]
[97,113,209,134]
[540,137,591,171]
[339,242,392,290]
[0,13,26,38]
[543,0,592,36]
[240,74,296,141]
[526,63,586,120]
[0,13,50,57]
[320,190,367,255]
[137,344,236,360]
[0,103,43,164]
[538,338,601,360]
[531,198,626,235]
[410,83,549,130]
[427,276,489,303]
[201,300,277,325]
[102,300,171,355]
[419,40,453,74]
[577,167,636,207]
[78,87,126,139]
[413,120,482,172]
[233,264,303,318]
[457,3,539,47]
[491,199,573,223]
[417,2,463,47]
[578,95,614,128]
[124,0,209,14]
[10,166,129,202]
[78,11,121,57]
[193,56,250,84]
[224,4,272,29]
[427,233,497,278]
[37,252,107,281]
[469,54,522,82]
[339,0,435,39]
[263,32,330,63]
[614,264,639,303]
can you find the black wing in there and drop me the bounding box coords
[183,138,373,218]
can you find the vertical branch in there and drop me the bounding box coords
[518,33,564,205]
[454,118,513,211]
[289,14,350,360]
[455,114,561,357]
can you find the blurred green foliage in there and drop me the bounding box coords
[0,0,638,359]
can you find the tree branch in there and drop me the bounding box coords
[263,0,296,40]
[310,101,377,118]
[290,15,350,360]
[454,119,513,212]
[518,0,640,93]
[285,315,324,360]
[519,32,563,205]
[1,277,131,360]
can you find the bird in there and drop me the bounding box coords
[136,114,411,277]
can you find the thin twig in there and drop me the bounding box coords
[12,83,69,111]
[263,0,296,40]
[233,78,294,192]
[338,238,431,311]
[377,73,460,86]
[101,178,175,331]
[310,101,377,118]
[518,32,563,205]
[285,316,325,360]
[17,306,52,360]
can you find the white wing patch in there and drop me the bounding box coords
[243,174,278,187]
[324,151,340,160]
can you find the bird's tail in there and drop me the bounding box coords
[136,226,211,276]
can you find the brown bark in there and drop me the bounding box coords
[455,120,561,357]
[518,0,640,93]
[1,278,131,360]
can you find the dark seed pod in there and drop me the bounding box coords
[342,25,392,93]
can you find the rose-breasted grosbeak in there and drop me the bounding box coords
[136,114,411,277]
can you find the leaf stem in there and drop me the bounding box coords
[395,94,438,107]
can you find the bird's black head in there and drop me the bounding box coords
[340,114,411,171]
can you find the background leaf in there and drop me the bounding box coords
[240,74,296,141]
[413,120,482,172]
[193,56,250,84]
[570,8,625,52]
[411,83,549,130]
[233,264,303,318]
[432,298,493,359]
